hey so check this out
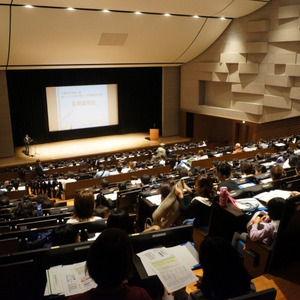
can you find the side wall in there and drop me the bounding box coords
[0,71,14,158]
[162,67,180,137]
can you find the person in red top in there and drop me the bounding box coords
[68,228,152,300]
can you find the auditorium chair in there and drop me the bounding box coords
[229,288,276,300]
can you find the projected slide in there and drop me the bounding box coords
[46,84,118,132]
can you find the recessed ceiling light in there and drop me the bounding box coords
[67,7,75,11]
[164,13,171,17]
[25,5,33,8]
[193,15,199,18]
[102,9,110,13]
[135,11,142,15]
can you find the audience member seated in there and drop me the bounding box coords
[68,228,152,300]
[36,193,55,209]
[282,153,299,169]
[107,210,136,234]
[174,175,215,228]
[11,200,35,219]
[232,143,243,154]
[197,149,208,160]
[240,161,255,178]
[94,164,110,178]
[145,180,179,232]
[67,190,102,224]
[270,164,286,189]
[189,236,255,300]
[51,223,80,246]
[0,195,10,207]
[216,161,239,191]
[232,197,285,251]
[255,164,267,175]
[60,171,77,190]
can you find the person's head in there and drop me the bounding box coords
[51,224,80,246]
[0,196,9,206]
[73,190,95,221]
[194,176,215,201]
[199,236,251,299]
[140,173,150,186]
[86,228,133,290]
[198,149,205,157]
[267,197,285,220]
[118,181,127,191]
[107,210,135,234]
[240,161,254,176]
[178,166,189,178]
[159,180,174,201]
[288,154,299,168]
[66,171,75,179]
[12,200,35,218]
[217,161,232,179]
[270,164,286,181]
[100,178,109,189]
[255,164,267,174]
[235,143,241,148]
[255,152,264,160]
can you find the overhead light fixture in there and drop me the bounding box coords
[164,13,171,17]
[135,11,142,15]
[67,7,75,11]
[220,17,226,20]
[193,15,199,18]
[25,5,33,8]
[102,9,110,13]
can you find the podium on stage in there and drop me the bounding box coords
[150,128,159,141]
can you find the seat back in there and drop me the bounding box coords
[229,288,276,300]
[0,237,19,255]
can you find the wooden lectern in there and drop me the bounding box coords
[150,128,159,141]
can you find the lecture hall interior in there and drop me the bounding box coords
[1,0,300,299]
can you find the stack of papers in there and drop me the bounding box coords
[44,261,96,297]
[254,190,291,203]
[137,242,198,293]
[146,194,162,206]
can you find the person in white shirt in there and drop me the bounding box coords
[67,190,102,224]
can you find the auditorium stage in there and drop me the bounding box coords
[0,133,191,169]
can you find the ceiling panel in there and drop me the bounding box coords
[1,0,271,68]
[8,7,216,66]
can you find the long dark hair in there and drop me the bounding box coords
[199,236,251,299]
[195,176,215,202]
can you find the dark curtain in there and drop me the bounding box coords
[6,67,162,147]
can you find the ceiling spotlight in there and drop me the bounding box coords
[25,5,33,8]
[135,11,142,15]
[220,17,226,20]
[67,7,75,10]
[164,13,171,17]
[193,15,199,18]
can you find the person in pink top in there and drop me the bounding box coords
[249,197,285,245]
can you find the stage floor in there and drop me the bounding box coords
[0,133,191,169]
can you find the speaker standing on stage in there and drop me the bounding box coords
[24,134,32,156]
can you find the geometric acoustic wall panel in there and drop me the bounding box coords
[181,0,300,123]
